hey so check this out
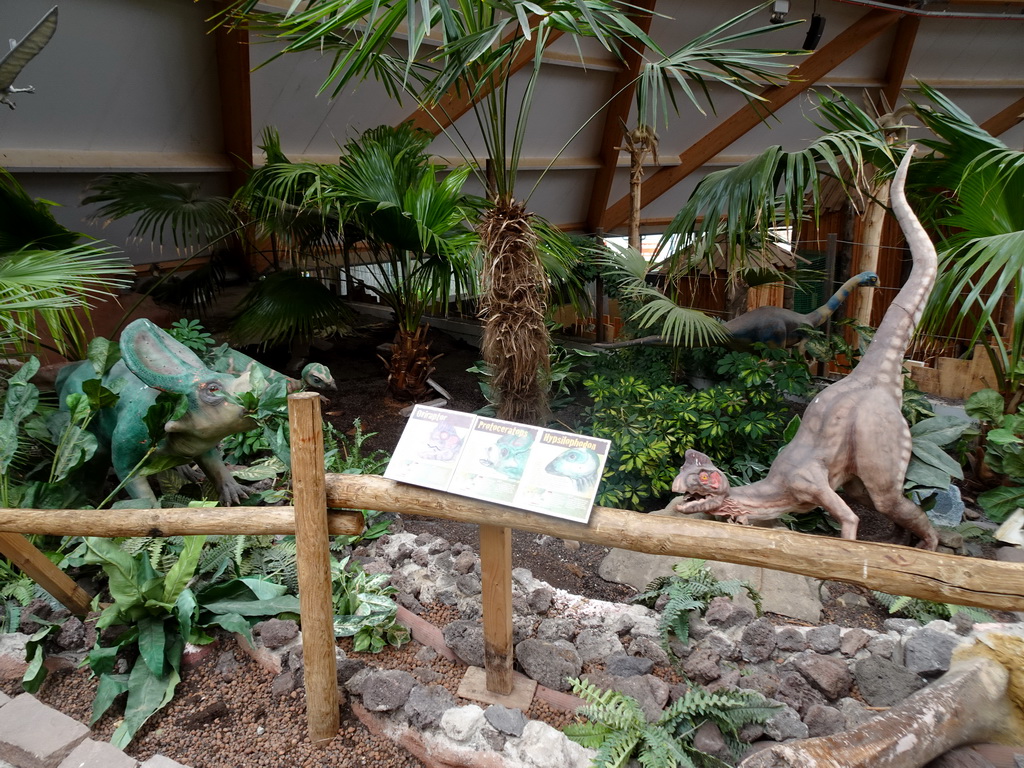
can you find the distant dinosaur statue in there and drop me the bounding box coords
[207,344,336,394]
[671,148,940,550]
[1,6,57,110]
[594,271,879,351]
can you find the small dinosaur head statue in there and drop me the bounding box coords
[301,362,337,391]
[672,449,731,514]
[120,319,256,443]
[855,271,880,287]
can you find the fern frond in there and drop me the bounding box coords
[562,721,615,749]
[592,729,643,768]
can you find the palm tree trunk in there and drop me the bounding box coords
[478,199,550,426]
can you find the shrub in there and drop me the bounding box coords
[583,346,811,509]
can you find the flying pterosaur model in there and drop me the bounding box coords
[1,6,58,110]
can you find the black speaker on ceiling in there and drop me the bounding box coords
[803,14,826,50]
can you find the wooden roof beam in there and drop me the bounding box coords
[214,4,254,190]
[599,8,903,232]
[880,15,919,110]
[584,0,656,233]
[401,24,564,136]
[980,95,1024,137]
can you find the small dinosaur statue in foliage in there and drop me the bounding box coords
[207,344,336,394]
[56,320,258,506]
[671,149,939,549]
[596,271,878,351]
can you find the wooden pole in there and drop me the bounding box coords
[0,533,92,616]
[479,524,514,694]
[0,506,364,538]
[288,392,339,745]
[324,474,1024,613]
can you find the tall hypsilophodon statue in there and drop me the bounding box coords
[595,271,879,352]
[670,148,940,549]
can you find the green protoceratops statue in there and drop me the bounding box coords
[56,319,258,506]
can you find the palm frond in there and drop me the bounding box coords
[83,174,237,254]
[230,269,353,348]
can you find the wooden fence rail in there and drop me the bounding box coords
[0,391,1022,746]
[325,474,1024,613]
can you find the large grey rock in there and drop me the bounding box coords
[443,619,485,667]
[740,617,777,663]
[574,628,624,664]
[598,547,822,623]
[516,639,582,691]
[485,704,529,737]
[903,628,961,677]
[764,706,809,741]
[792,652,852,700]
[605,652,654,678]
[802,703,846,737]
[692,721,732,763]
[359,669,417,712]
[854,656,925,707]
[256,618,299,650]
[404,684,457,729]
[806,624,841,654]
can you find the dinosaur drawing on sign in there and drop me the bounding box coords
[595,271,878,351]
[480,432,533,480]
[1,7,57,110]
[671,149,939,549]
[545,447,601,492]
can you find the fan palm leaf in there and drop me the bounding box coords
[83,174,237,253]
[229,269,352,348]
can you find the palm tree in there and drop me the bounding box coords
[0,169,131,359]
[627,85,1024,409]
[218,0,802,425]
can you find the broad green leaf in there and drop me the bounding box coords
[175,587,197,643]
[201,594,300,617]
[977,485,1024,523]
[0,419,18,474]
[965,389,1005,423]
[111,658,176,749]
[90,673,130,725]
[163,536,206,605]
[137,616,168,678]
[64,392,91,425]
[205,612,253,638]
[904,459,952,490]
[238,577,288,600]
[82,538,142,610]
[910,441,964,480]
[87,336,120,376]
[986,428,1022,447]
[51,426,97,481]
[81,378,119,411]
[3,366,39,426]
[909,415,970,446]
[87,644,120,676]
[22,642,47,693]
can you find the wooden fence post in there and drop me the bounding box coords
[479,524,514,695]
[0,533,92,616]
[288,393,340,744]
